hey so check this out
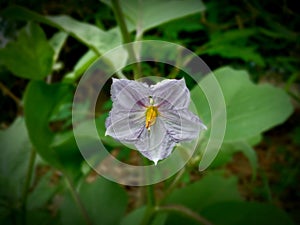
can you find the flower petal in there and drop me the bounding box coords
[134,118,176,165]
[151,78,190,110]
[160,109,207,142]
[111,78,150,110]
[105,109,145,143]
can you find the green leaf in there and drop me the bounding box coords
[166,172,243,211]
[27,171,59,210]
[103,0,205,35]
[201,202,295,225]
[203,45,265,67]
[60,177,127,225]
[0,117,34,224]
[164,172,243,225]
[201,29,265,66]
[210,139,259,179]
[0,117,32,199]
[192,66,293,170]
[158,14,204,41]
[120,206,146,225]
[24,80,83,176]
[2,6,121,55]
[120,206,166,225]
[49,31,68,63]
[0,22,54,79]
[63,50,98,82]
[26,210,61,225]
[192,66,293,142]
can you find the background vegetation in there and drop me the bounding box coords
[0,0,299,225]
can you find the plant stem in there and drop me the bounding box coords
[111,0,131,44]
[65,175,93,225]
[0,81,22,108]
[111,0,141,79]
[159,168,186,205]
[139,158,156,225]
[143,158,156,206]
[157,205,213,225]
[21,148,36,225]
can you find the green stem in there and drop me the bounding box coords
[111,0,131,44]
[111,0,141,79]
[143,158,156,206]
[139,206,155,225]
[21,148,36,225]
[157,205,213,225]
[159,168,186,205]
[139,158,156,225]
[65,175,93,225]
[0,81,22,108]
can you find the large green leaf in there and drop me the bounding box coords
[166,172,243,211]
[0,117,31,183]
[103,0,205,36]
[0,117,32,224]
[0,117,31,199]
[191,67,293,169]
[201,202,295,225]
[210,137,260,179]
[24,81,83,176]
[1,6,122,55]
[210,67,292,141]
[60,177,128,225]
[0,22,54,79]
[225,85,291,141]
[120,207,146,225]
[164,172,243,224]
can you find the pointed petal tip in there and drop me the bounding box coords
[153,159,159,165]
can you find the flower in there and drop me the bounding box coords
[105,78,207,165]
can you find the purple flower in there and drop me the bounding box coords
[105,78,206,165]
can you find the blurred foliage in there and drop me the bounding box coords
[0,0,299,225]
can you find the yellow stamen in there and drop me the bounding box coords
[145,106,158,130]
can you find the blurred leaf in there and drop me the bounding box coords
[210,136,259,178]
[0,117,31,184]
[0,117,33,224]
[164,172,242,224]
[203,45,265,67]
[49,31,68,63]
[192,67,293,170]
[63,50,98,82]
[201,202,295,225]
[60,177,127,225]
[166,172,242,210]
[0,117,31,201]
[201,29,265,66]
[26,210,61,225]
[120,206,146,225]
[158,14,204,41]
[120,206,166,225]
[103,0,205,36]
[192,66,293,142]
[1,6,122,54]
[24,81,83,177]
[27,171,59,210]
[0,22,54,79]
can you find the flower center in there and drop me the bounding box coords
[145,106,158,130]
